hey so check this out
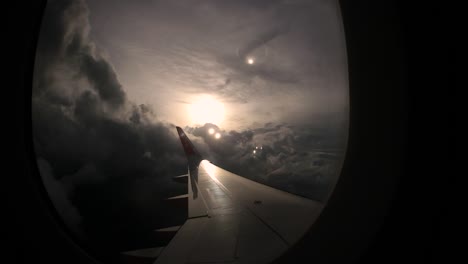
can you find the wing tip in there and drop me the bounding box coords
[175,125,203,167]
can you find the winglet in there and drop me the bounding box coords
[176,126,203,170]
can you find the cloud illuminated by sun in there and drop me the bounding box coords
[188,95,225,126]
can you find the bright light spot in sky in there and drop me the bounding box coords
[188,95,225,126]
[215,133,221,139]
[247,57,254,65]
[208,128,215,134]
[253,150,256,154]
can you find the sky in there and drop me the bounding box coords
[85,0,348,130]
[32,0,348,260]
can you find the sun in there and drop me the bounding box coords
[188,95,225,126]
[246,57,255,65]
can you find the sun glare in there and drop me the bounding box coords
[247,57,255,65]
[215,133,221,139]
[188,95,225,126]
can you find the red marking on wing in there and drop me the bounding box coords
[177,127,195,156]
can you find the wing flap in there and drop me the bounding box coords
[172,174,188,184]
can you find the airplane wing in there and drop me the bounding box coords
[151,127,324,264]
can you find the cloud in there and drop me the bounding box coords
[78,53,126,108]
[237,27,288,60]
[215,24,300,86]
[81,0,348,131]
[35,0,126,110]
[33,0,189,247]
[185,122,345,201]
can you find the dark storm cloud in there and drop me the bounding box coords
[37,158,84,239]
[33,0,188,241]
[78,53,126,108]
[35,0,126,109]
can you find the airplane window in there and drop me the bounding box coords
[32,0,348,263]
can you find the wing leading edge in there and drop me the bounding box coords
[154,127,324,264]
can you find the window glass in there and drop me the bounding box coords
[33,0,348,262]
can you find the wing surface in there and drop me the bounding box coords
[154,127,324,264]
